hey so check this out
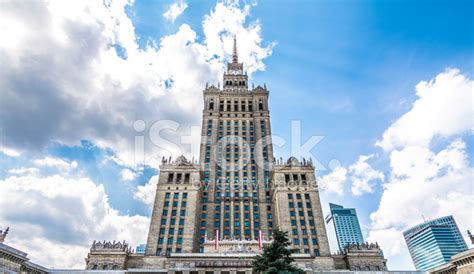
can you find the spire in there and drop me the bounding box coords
[232,35,238,63]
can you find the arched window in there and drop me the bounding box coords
[259,99,263,111]
[209,99,214,110]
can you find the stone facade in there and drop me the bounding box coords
[0,228,48,274]
[333,243,387,271]
[430,249,474,274]
[84,37,388,272]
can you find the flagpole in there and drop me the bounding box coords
[258,229,262,251]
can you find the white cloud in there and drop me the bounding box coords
[202,1,275,76]
[120,168,137,181]
[0,0,274,169]
[367,69,474,270]
[349,154,384,196]
[133,175,158,206]
[34,156,78,170]
[8,167,40,175]
[0,146,21,157]
[376,68,473,151]
[163,0,188,23]
[0,174,149,268]
[318,166,347,195]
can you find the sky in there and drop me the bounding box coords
[0,0,473,270]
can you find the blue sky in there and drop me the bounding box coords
[0,0,472,269]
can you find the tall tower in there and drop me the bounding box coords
[403,215,468,271]
[145,37,331,258]
[325,203,364,251]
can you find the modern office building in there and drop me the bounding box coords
[82,37,387,272]
[135,244,146,255]
[403,215,468,271]
[325,203,364,251]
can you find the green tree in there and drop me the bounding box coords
[252,228,304,274]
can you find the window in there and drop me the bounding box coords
[160,228,165,234]
[293,238,299,245]
[158,238,164,244]
[165,192,171,198]
[161,219,166,225]
[287,193,293,199]
[174,193,179,199]
[167,238,173,244]
[163,210,168,216]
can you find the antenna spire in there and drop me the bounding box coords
[232,35,238,63]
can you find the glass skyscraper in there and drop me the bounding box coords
[403,215,468,271]
[325,203,364,251]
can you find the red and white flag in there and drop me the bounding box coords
[214,229,219,251]
[258,229,262,251]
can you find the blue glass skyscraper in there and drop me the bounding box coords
[325,203,364,251]
[403,215,468,271]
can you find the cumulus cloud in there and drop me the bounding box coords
[376,68,473,151]
[318,166,347,195]
[349,154,384,196]
[8,167,40,175]
[120,168,137,181]
[0,147,21,157]
[34,156,78,170]
[0,174,149,268]
[163,0,188,23]
[133,175,158,206]
[367,69,474,269]
[0,0,274,168]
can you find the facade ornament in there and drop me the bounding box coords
[0,227,9,243]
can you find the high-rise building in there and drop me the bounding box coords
[84,37,388,272]
[144,35,331,258]
[325,203,364,251]
[403,215,468,271]
[135,244,146,255]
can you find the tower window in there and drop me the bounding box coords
[209,99,214,110]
